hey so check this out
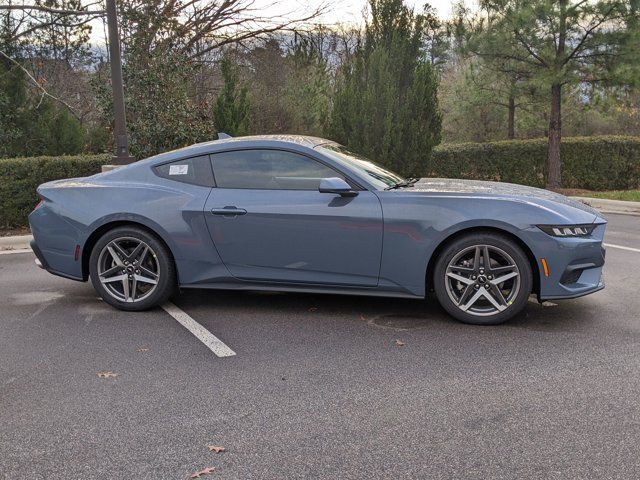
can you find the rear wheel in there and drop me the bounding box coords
[433,232,532,325]
[89,226,176,311]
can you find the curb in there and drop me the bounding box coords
[0,234,32,251]
[570,196,640,217]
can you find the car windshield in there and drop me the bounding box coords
[317,144,406,190]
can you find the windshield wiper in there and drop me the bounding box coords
[385,178,419,190]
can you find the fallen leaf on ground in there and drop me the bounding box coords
[395,339,405,347]
[97,371,118,378]
[208,445,226,453]
[137,347,150,352]
[360,314,367,321]
[308,307,318,312]
[190,467,215,478]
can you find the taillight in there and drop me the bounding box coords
[34,200,43,211]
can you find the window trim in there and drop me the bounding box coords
[207,147,366,192]
[153,154,216,188]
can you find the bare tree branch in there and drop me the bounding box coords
[0,4,105,16]
[0,48,81,120]
[1,1,103,43]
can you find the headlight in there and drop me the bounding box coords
[537,224,596,237]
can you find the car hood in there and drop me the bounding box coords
[409,178,602,218]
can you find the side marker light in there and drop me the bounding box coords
[541,258,550,277]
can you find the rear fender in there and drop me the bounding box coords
[81,214,179,281]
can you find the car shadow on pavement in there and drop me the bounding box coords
[508,297,601,332]
[173,288,599,334]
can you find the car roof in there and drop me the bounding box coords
[212,134,333,148]
[143,135,337,165]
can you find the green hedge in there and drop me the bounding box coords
[431,135,640,191]
[0,154,108,228]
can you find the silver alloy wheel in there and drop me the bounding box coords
[444,244,521,317]
[97,237,159,303]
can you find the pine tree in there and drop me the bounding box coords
[0,9,25,157]
[473,0,631,188]
[284,36,332,136]
[328,0,442,177]
[0,5,85,157]
[213,56,250,136]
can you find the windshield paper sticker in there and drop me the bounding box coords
[169,165,188,175]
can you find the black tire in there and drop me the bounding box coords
[89,226,176,311]
[433,232,532,325]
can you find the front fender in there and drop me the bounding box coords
[376,193,596,296]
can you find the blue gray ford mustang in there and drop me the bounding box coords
[29,135,606,325]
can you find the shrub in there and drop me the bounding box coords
[430,135,640,190]
[0,154,108,228]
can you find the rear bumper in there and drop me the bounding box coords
[29,202,86,281]
[30,238,84,282]
[30,239,48,270]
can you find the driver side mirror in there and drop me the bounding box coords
[319,177,358,197]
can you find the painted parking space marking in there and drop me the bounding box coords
[161,302,236,357]
[604,243,640,253]
[0,249,32,255]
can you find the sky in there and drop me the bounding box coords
[260,0,457,24]
[90,0,460,44]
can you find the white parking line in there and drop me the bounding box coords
[604,243,640,253]
[161,302,236,357]
[0,248,32,255]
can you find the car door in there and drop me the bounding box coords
[204,148,383,287]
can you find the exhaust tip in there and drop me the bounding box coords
[34,258,44,269]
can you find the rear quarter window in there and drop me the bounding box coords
[154,155,215,187]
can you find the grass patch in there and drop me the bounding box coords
[586,190,640,202]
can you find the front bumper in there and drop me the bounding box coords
[541,263,605,300]
[521,223,606,301]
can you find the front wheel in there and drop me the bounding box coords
[433,232,532,325]
[89,226,176,311]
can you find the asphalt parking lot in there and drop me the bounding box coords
[1,213,640,479]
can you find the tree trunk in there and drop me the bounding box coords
[507,94,515,140]
[546,83,562,189]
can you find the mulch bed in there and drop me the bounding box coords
[553,188,595,197]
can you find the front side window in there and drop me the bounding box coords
[210,149,345,190]
[154,155,215,187]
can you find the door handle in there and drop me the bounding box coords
[211,206,247,216]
